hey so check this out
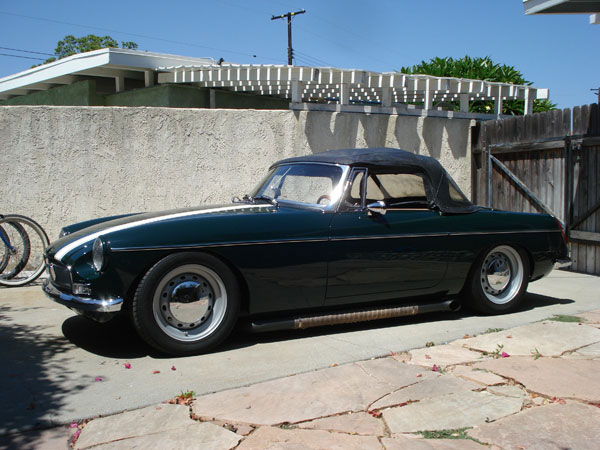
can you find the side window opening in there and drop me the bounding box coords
[342,169,430,211]
[366,172,429,208]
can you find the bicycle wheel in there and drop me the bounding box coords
[0,215,49,287]
[0,221,31,280]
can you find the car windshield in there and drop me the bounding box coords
[250,163,345,208]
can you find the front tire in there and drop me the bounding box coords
[132,253,240,355]
[467,245,530,314]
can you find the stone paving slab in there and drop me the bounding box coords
[383,390,523,433]
[450,365,506,386]
[474,356,600,402]
[578,309,600,323]
[452,321,600,356]
[486,384,529,400]
[297,411,386,436]
[408,345,483,368]
[235,426,381,449]
[192,359,434,425]
[371,375,480,410]
[89,422,240,450]
[468,402,600,450]
[382,435,488,449]
[75,404,195,449]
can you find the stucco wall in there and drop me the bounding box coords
[0,106,473,237]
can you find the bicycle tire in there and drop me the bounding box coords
[0,226,11,273]
[0,226,10,273]
[0,215,49,287]
[0,221,31,280]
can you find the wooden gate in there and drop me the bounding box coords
[472,104,600,275]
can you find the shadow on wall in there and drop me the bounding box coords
[301,111,470,160]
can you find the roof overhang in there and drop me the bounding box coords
[523,0,600,21]
[0,48,215,100]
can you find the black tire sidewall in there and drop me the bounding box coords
[132,252,240,355]
[468,245,530,315]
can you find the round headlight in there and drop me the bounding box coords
[92,237,106,272]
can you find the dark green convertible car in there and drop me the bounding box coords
[43,148,570,355]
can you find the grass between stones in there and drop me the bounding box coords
[482,328,504,334]
[416,428,483,443]
[545,315,583,323]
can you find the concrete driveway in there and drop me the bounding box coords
[0,270,599,435]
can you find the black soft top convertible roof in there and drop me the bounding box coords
[273,148,479,214]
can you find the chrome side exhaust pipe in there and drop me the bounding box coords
[250,299,460,333]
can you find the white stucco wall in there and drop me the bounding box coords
[1,106,473,237]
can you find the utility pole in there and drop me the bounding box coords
[271,9,306,65]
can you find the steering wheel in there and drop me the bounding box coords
[316,195,331,205]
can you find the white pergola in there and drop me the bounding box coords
[158,64,548,117]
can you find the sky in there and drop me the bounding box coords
[0,0,597,109]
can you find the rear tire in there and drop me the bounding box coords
[467,245,530,314]
[132,252,240,355]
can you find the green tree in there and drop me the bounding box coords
[400,56,556,115]
[42,34,138,64]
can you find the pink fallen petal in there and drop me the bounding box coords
[95,377,103,382]
[432,364,438,372]
[425,354,432,360]
[171,366,176,371]
[501,352,510,358]
[69,422,79,429]
[123,363,132,369]
[71,429,81,442]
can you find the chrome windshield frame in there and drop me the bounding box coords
[252,162,351,212]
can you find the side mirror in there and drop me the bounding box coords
[367,201,387,216]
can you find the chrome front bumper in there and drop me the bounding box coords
[43,279,123,313]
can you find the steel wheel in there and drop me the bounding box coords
[132,253,240,355]
[152,264,228,342]
[480,246,524,305]
[467,245,529,314]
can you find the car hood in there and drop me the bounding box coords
[46,203,274,263]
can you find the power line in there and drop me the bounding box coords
[0,10,281,62]
[0,46,54,56]
[0,53,45,61]
[294,50,330,67]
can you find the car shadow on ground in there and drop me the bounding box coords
[59,291,575,358]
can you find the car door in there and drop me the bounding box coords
[326,168,449,304]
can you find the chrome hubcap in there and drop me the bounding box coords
[159,275,213,330]
[483,253,511,295]
[479,246,524,305]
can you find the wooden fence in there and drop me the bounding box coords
[472,104,600,275]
